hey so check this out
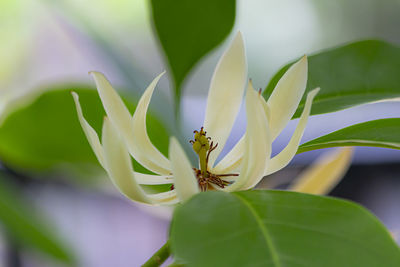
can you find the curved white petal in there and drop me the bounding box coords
[267,56,308,141]
[91,71,171,175]
[131,72,172,175]
[90,71,133,142]
[211,81,270,175]
[223,83,271,192]
[134,173,173,185]
[203,32,247,167]
[147,190,179,205]
[211,135,244,174]
[265,88,320,175]
[169,137,200,202]
[289,147,354,195]
[102,117,152,204]
[71,92,105,168]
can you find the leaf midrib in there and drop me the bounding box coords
[234,193,282,267]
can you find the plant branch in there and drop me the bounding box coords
[141,240,171,267]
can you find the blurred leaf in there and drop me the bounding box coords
[0,86,169,176]
[151,0,236,105]
[298,118,400,153]
[263,40,400,118]
[0,172,75,264]
[170,190,400,266]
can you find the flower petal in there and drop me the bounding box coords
[223,82,271,192]
[211,89,270,175]
[169,137,200,202]
[203,32,247,167]
[90,71,171,175]
[131,72,172,175]
[102,117,152,204]
[267,56,308,141]
[134,173,173,185]
[147,190,179,205]
[265,88,320,176]
[71,92,105,168]
[90,71,133,141]
[289,147,354,195]
[211,135,244,174]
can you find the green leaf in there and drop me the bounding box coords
[263,40,400,118]
[0,173,75,264]
[298,118,400,153]
[170,190,400,266]
[0,86,169,176]
[151,0,236,104]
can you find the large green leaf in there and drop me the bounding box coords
[0,173,75,264]
[0,86,169,176]
[298,118,400,153]
[263,40,400,118]
[170,190,400,266]
[151,0,236,105]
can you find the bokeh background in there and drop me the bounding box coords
[0,0,399,266]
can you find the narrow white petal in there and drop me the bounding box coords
[91,71,171,175]
[131,72,172,175]
[265,88,320,176]
[71,92,105,168]
[169,137,200,202]
[289,147,354,195]
[135,173,173,185]
[203,32,247,167]
[211,92,269,175]
[267,56,308,140]
[211,135,244,174]
[223,83,271,192]
[90,71,133,142]
[147,190,179,205]
[102,117,152,204]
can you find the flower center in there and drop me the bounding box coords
[189,127,238,191]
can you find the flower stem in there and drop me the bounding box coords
[141,240,171,267]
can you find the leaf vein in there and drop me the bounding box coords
[234,194,282,267]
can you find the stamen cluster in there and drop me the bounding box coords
[190,127,237,191]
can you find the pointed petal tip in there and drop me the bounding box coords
[231,30,245,52]
[310,87,321,94]
[297,54,308,66]
[249,78,258,92]
[235,30,244,40]
[154,71,166,81]
[89,71,108,81]
[71,91,78,98]
[248,78,254,89]
[309,87,320,98]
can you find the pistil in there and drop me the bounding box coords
[190,127,238,191]
[190,127,213,177]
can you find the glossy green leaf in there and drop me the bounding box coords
[298,118,400,153]
[0,173,75,264]
[170,190,400,266]
[151,0,236,104]
[263,40,400,118]
[0,86,169,176]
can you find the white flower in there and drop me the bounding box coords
[72,32,321,205]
